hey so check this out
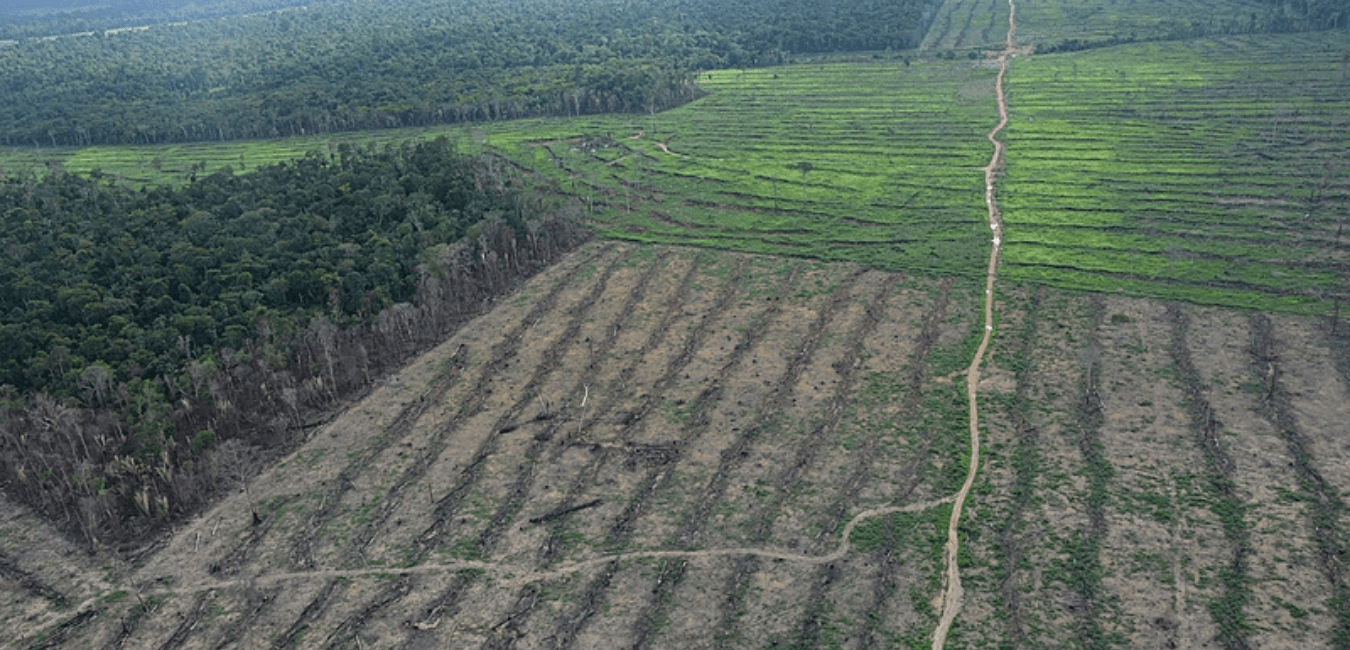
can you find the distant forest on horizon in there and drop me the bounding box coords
[1,0,319,27]
[0,0,950,147]
[2,0,1339,150]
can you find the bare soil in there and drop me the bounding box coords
[5,239,1349,650]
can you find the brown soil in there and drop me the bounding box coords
[5,241,1349,649]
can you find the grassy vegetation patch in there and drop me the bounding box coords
[1002,31,1350,315]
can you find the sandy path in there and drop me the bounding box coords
[930,1,1022,648]
[627,130,681,155]
[107,497,954,605]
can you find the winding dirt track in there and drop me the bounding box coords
[82,497,956,608]
[930,1,1022,648]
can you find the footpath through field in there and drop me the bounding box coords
[931,1,1027,648]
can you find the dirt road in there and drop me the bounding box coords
[930,1,1023,648]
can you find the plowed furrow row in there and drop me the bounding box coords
[480,584,543,649]
[101,594,154,650]
[393,254,731,648]
[679,270,867,551]
[212,495,297,576]
[1250,314,1350,649]
[281,354,463,573]
[316,351,468,566]
[268,579,345,650]
[546,268,858,650]
[612,264,807,650]
[479,258,704,553]
[242,245,619,650]
[629,267,861,650]
[1168,304,1253,650]
[839,278,943,535]
[1330,315,1350,390]
[856,278,953,649]
[584,262,756,550]
[860,547,905,650]
[628,558,690,650]
[320,574,413,650]
[292,244,618,572]
[405,248,629,564]
[306,246,618,570]
[954,1,975,48]
[536,254,726,566]
[207,586,281,650]
[551,559,621,650]
[27,609,98,650]
[1068,295,1111,648]
[277,247,609,575]
[783,280,898,551]
[316,248,639,649]
[153,590,212,650]
[0,551,66,608]
[711,276,894,646]
[991,286,1044,648]
[792,562,845,650]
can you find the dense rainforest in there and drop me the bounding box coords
[0,0,329,40]
[0,0,945,147]
[0,138,590,548]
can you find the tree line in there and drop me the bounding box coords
[1035,0,1345,55]
[0,137,591,549]
[0,0,327,41]
[0,0,943,147]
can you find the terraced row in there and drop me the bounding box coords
[1000,31,1350,314]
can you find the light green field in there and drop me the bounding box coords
[922,0,1012,50]
[507,61,998,277]
[923,0,1277,52]
[1013,0,1274,47]
[1001,31,1350,313]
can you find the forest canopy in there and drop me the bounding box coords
[0,0,944,147]
[0,0,328,40]
[0,138,590,547]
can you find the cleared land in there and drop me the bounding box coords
[922,0,1011,51]
[3,243,1347,649]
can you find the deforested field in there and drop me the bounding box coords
[5,241,1348,649]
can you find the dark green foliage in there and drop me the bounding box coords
[0,0,943,147]
[0,1,321,40]
[0,137,589,548]
[0,138,502,394]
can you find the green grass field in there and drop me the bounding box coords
[1001,31,1350,313]
[922,0,1279,53]
[512,61,999,278]
[1013,0,1274,46]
